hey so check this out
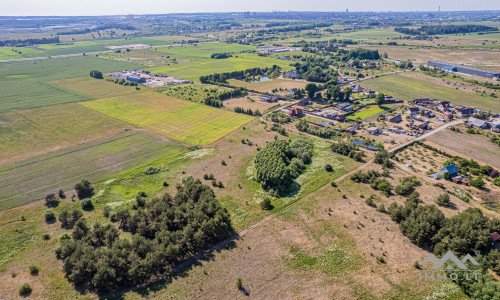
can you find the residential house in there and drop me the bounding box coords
[337,103,353,112]
[367,127,381,135]
[388,114,403,123]
[467,117,490,129]
[344,126,357,134]
[362,88,376,96]
[492,232,500,245]
[288,107,303,117]
[407,107,420,117]
[438,101,450,112]
[349,84,364,93]
[457,107,475,118]
[384,96,403,104]
[286,70,301,79]
[321,109,345,121]
[413,98,432,105]
[424,110,435,118]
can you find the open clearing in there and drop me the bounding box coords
[0,56,140,112]
[228,78,308,93]
[0,103,131,165]
[361,72,500,111]
[81,91,255,145]
[427,128,500,169]
[223,96,279,111]
[0,130,185,210]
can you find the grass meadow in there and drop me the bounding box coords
[143,44,293,80]
[361,73,500,112]
[0,56,140,112]
[81,91,255,145]
[0,131,186,210]
[227,78,308,93]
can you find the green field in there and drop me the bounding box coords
[0,103,131,165]
[0,131,186,210]
[361,73,500,112]
[0,37,167,60]
[143,44,293,80]
[347,105,394,121]
[81,92,255,145]
[332,28,409,41]
[0,56,141,112]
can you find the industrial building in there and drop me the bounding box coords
[427,61,500,80]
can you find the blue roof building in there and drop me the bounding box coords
[438,164,458,177]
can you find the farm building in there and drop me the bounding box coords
[259,95,278,102]
[126,76,146,83]
[491,120,500,133]
[388,114,402,123]
[366,127,381,135]
[467,117,490,129]
[337,103,353,112]
[297,97,312,106]
[362,88,376,96]
[428,61,500,80]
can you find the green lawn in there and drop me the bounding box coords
[0,131,186,210]
[0,56,141,112]
[81,92,255,145]
[361,74,500,112]
[347,105,393,121]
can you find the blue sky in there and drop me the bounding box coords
[2,0,499,16]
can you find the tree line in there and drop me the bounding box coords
[295,119,343,140]
[210,52,232,59]
[55,178,233,293]
[233,107,261,116]
[0,36,60,47]
[395,24,497,36]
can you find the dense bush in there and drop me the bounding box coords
[435,193,450,207]
[58,210,83,229]
[394,176,420,196]
[143,166,160,175]
[19,283,32,296]
[56,178,233,293]
[81,199,94,211]
[74,180,94,199]
[45,210,56,222]
[45,193,59,207]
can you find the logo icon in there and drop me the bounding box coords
[418,251,480,281]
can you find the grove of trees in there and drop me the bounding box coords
[56,178,233,293]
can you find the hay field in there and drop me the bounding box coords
[0,131,186,210]
[0,103,131,165]
[81,92,254,145]
[361,73,500,111]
